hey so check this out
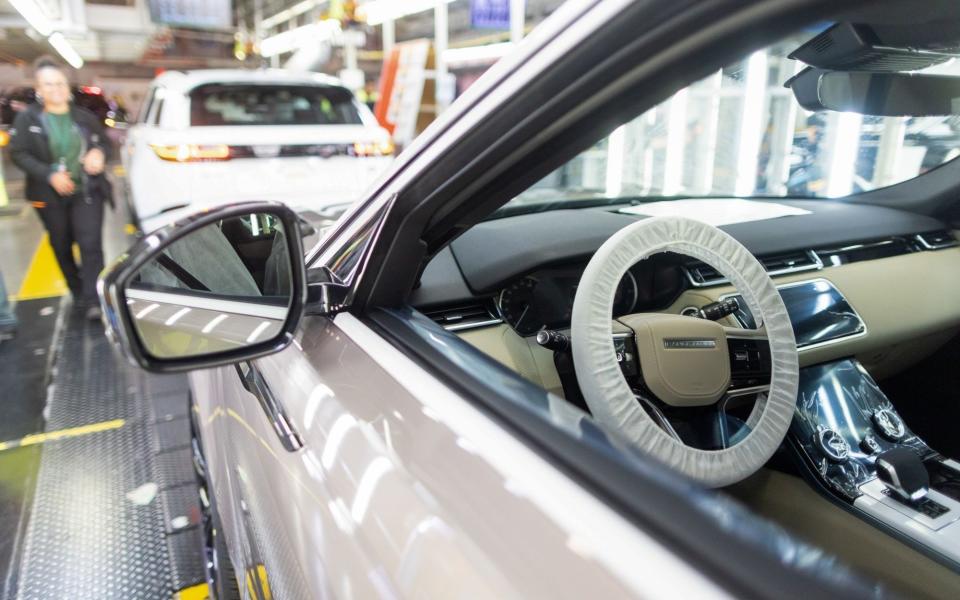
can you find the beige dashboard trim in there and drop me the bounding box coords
[666,247,960,371]
[459,248,960,386]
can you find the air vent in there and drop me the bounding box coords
[760,250,822,276]
[686,263,725,286]
[685,250,822,287]
[423,303,502,332]
[915,230,958,250]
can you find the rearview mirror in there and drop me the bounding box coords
[785,68,960,116]
[99,202,306,372]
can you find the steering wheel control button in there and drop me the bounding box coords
[873,409,906,442]
[815,428,850,463]
[612,336,638,377]
[860,433,882,455]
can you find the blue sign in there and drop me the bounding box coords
[471,0,514,30]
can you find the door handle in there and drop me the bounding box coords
[236,361,303,452]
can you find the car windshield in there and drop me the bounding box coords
[189,83,363,126]
[507,35,960,211]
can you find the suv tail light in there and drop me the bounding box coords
[352,139,395,157]
[151,143,231,162]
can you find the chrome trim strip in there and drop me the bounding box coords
[915,232,959,250]
[815,238,902,254]
[443,317,504,332]
[724,384,770,399]
[236,361,303,452]
[684,250,823,288]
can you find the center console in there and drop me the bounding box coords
[789,358,960,570]
[726,277,960,570]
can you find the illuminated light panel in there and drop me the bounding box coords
[48,32,83,69]
[261,0,319,30]
[260,21,341,58]
[10,0,52,37]
[359,0,456,26]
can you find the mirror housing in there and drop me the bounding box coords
[786,68,960,116]
[98,201,307,373]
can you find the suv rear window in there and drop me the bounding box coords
[189,84,363,126]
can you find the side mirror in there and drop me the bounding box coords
[98,202,307,372]
[786,68,960,117]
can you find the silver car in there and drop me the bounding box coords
[100,0,960,598]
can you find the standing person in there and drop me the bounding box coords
[9,57,109,322]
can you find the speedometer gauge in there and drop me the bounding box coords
[613,271,639,315]
[497,277,542,336]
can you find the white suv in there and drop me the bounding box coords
[123,69,394,232]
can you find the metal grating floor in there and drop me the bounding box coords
[13,305,206,599]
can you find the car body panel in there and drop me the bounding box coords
[124,69,393,231]
[189,312,726,598]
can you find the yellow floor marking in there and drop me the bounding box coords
[173,582,210,600]
[124,223,138,235]
[16,233,68,300]
[0,419,125,452]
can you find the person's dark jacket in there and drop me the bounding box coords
[9,104,112,207]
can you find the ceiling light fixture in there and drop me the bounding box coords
[260,21,341,57]
[48,32,84,69]
[261,0,322,30]
[358,0,456,26]
[9,0,53,37]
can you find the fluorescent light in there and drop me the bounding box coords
[48,33,84,69]
[734,50,768,196]
[9,0,52,37]
[262,0,321,30]
[826,112,863,197]
[260,21,340,57]
[359,0,455,26]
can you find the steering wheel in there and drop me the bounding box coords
[571,216,799,487]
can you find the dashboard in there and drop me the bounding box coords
[411,199,960,378]
[495,254,686,336]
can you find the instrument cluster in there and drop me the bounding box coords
[496,266,639,336]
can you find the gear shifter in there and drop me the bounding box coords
[876,447,929,502]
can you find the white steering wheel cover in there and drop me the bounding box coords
[571,216,798,487]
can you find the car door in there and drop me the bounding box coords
[200,305,728,600]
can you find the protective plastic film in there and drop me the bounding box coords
[571,216,799,487]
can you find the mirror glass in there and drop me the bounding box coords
[124,212,293,360]
[788,69,960,116]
